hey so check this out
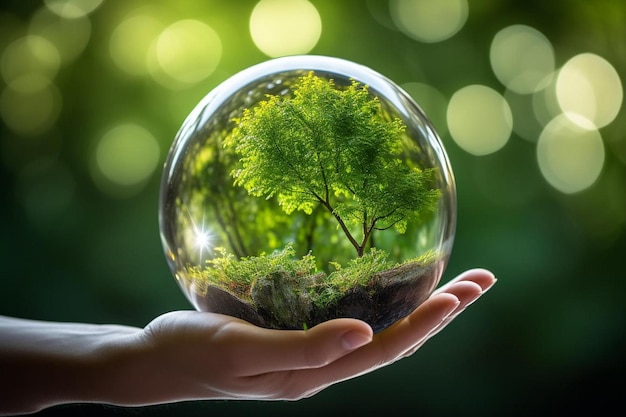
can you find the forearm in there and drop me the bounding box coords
[0,315,142,415]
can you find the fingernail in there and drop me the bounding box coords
[464,278,497,308]
[482,277,498,293]
[342,331,372,350]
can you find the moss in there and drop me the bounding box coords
[186,244,440,315]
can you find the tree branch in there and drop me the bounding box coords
[315,196,361,256]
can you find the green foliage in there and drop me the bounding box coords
[227,72,441,257]
[326,247,391,291]
[188,243,316,300]
[308,247,391,308]
[184,127,297,260]
[188,243,440,310]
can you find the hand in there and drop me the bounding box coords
[0,268,496,415]
[108,268,496,405]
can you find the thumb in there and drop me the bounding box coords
[304,318,374,366]
[228,318,373,376]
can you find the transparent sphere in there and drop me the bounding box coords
[159,56,456,333]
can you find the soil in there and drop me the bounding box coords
[190,259,444,333]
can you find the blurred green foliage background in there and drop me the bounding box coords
[1,0,624,415]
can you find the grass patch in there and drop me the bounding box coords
[186,243,438,310]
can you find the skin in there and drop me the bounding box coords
[0,268,496,416]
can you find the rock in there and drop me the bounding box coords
[250,270,317,330]
[193,260,444,333]
[191,284,266,327]
[327,285,376,324]
[313,259,443,333]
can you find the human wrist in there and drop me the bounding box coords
[71,324,149,408]
[0,317,142,415]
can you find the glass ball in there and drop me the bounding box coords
[159,55,456,333]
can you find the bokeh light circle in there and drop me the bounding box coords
[490,25,555,94]
[1,35,61,85]
[0,83,62,136]
[390,0,468,43]
[556,53,623,128]
[447,85,512,155]
[537,113,605,194]
[95,123,161,187]
[29,7,92,65]
[532,74,561,127]
[504,89,543,142]
[44,0,104,19]
[110,15,163,76]
[249,0,322,57]
[153,20,222,85]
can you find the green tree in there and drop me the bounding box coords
[227,72,439,257]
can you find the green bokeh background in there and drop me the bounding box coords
[1,0,624,415]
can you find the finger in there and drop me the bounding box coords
[285,292,461,391]
[437,273,496,327]
[403,275,497,357]
[391,281,481,359]
[434,268,496,295]
[220,318,373,376]
[441,280,484,313]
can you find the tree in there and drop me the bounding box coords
[227,72,440,257]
